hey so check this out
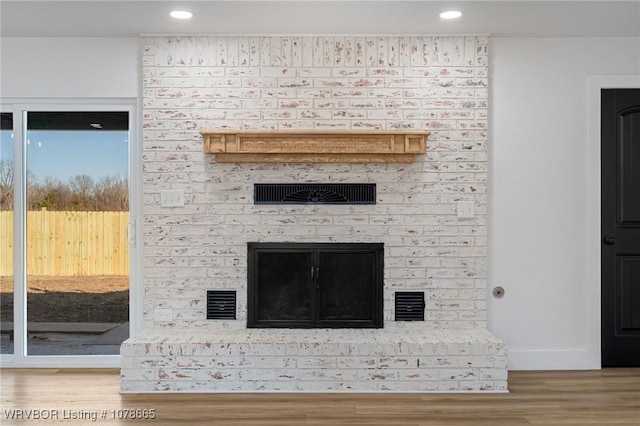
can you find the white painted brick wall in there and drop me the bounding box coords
[141,35,489,330]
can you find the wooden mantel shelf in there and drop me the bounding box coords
[201,130,428,163]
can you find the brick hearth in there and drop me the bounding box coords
[122,329,507,392]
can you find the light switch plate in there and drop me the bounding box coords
[160,190,185,207]
[457,200,475,219]
[154,308,173,322]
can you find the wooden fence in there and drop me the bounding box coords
[0,211,129,276]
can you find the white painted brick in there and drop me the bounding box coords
[131,35,501,392]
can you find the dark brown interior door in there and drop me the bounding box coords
[601,88,640,366]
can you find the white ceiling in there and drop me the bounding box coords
[0,0,639,38]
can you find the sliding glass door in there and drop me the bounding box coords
[0,102,136,364]
[25,111,130,356]
[0,111,14,355]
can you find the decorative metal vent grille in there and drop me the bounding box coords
[254,183,376,205]
[395,292,425,321]
[207,290,236,320]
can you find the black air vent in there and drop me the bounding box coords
[254,184,376,205]
[395,292,425,321]
[207,290,236,320]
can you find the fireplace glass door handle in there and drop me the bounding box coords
[310,265,320,284]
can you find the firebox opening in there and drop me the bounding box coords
[247,242,383,329]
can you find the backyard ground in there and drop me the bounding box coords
[0,276,128,323]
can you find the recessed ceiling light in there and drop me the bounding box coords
[90,123,103,129]
[440,10,462,20]
[170,10,193,19]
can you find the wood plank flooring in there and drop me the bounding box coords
[0,368,638,425]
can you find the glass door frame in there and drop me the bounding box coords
[0,98,141,367]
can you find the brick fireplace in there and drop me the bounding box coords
[120,35,508,392]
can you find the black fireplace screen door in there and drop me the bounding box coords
[247,243,383,328]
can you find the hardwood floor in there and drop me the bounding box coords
[0,368,638,425]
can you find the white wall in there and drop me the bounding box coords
[0,37,139,98]
[4,35,640,370]
[489,37,640,369]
